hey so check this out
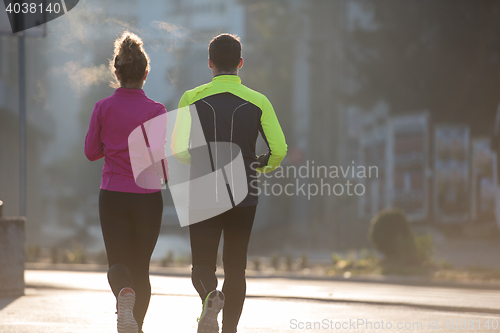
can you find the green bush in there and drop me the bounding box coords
[270,253,280,270]
[285,254,294,271]
[252,256,262,271]
[413,233,434,265]
[161,250,175,267]
[331,253,342,265]
[96,250,108,265]
[369,209,416,263]
[175,254,191,266]
[61,246,86,264]
[298,254,309,269]
[25,245,41,262]
[51,246,60,264]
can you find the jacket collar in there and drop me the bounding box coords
[115,87,146,96]
[212,74,241,84]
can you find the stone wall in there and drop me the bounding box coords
[0,201,25,296]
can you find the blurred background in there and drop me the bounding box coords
[1,0,500,273]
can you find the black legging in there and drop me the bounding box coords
[189,205,257,333]
[99,189,163,331]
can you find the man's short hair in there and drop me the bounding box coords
[208,34,242,72]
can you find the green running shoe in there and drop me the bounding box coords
[197,290,225,333]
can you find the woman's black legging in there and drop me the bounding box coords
[99,189,163,331]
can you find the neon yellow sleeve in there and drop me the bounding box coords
[171,92,192,165]
[257,96,287,173]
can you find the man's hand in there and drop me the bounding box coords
[256,153,270,168]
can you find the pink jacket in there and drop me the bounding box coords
[85,88,167,193]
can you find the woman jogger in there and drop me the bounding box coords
[85,31,167,333]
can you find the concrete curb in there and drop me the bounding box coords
[0,216,26,297]
[25,263,500,291]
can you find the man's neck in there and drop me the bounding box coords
[212,69,238,77]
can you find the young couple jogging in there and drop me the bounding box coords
[85,31,287,333]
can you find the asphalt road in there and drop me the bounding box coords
[0,270,499,333]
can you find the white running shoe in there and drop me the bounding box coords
[197,290,225,333]
[117,287,139,333]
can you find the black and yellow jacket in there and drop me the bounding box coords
[172,74,287,206]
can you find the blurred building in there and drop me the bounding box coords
[242,0,373,254]
[2,0,500,261]
[0,34,54,242]
[1,0,248,251]
[157,0,246,109]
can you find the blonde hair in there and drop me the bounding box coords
[109,31,150,88]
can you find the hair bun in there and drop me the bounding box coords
[117,35,142,66]
[110,31,150,88]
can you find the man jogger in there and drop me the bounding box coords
[173,33,287,333]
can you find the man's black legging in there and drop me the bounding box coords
[189,205,256,333]
[99,189,163,331]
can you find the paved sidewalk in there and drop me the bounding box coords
[1,270,500,332]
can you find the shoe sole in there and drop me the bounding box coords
[197,290,225,333]
[117,290,138,333]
